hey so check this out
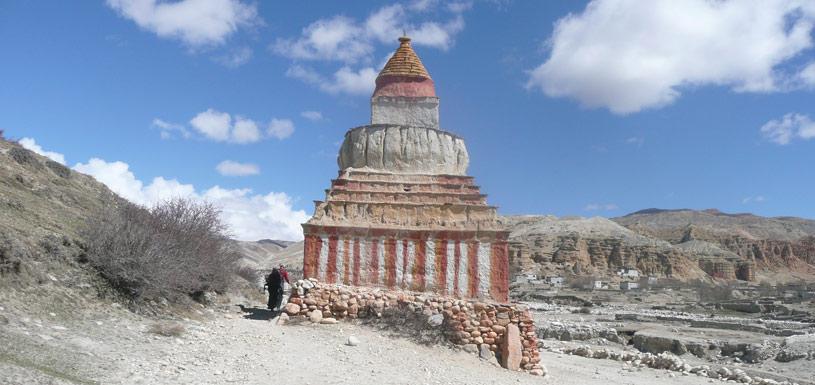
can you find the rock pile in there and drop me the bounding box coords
[551,344,800,385]
[283,279,544,375]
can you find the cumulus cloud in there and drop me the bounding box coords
[300,110,324,121]
[267,118,295,140]
[274,2,469,95]
[286,65,378,95]
[105,0,258,47]
[152,118,190,139]
[18,138,66,165]
[801,62,815,86]
[528,0,815,114]
[761,113,815,145]
[584,203,619,211]
[214,46,253,67]
[216,160,260,176]
[273,16,372,64]
[73,157,308,241]
[187,108,289,143]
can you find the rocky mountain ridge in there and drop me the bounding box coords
[504,209,815,284]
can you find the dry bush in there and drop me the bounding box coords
[148,321,185,337]
[235,265,260,285]
[83,198,241,302]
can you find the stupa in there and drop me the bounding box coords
[302,36,509,302]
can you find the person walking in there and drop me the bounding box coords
[264,268,283,311]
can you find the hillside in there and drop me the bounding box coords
[501,215,709,282]
[613,209,815,282]
[0,139,122,291]
[233,239,304,272]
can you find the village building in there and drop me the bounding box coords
[617,267,640,279]
[301,36,511,302]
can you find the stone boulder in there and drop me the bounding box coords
[500,323,522,371]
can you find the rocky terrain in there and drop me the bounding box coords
[502,215,709,282]
[615,209,815,283]
[503,210,815,284]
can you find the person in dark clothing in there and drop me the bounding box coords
[264,268,283,311]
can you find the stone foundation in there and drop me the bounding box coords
[283,280,542,374]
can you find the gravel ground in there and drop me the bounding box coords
[0,298,738,385]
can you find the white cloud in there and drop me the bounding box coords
[584,203,619,211]
[190,108,232,141]
[801,62,815,86]
[214,46,253,67]
[216,160,260,176]
[267,118,295,140]
[742,195,766,204]
[273,16,371,63]
[528,0,815,114]
[761,113,815,145]
[152,118,190,139]
[188,108,278,143]
[18,138,66,165]
[274,2,469,94]
[286,65,378,96]
[231,117,262,144]
[73,157,308,241]
[106,0,258,47]
[300,110,324,121]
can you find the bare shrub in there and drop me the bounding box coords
[235,265,260,285]
[83,198,241,302]
[148,321,185,337]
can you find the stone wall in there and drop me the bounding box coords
[283,280,543,375]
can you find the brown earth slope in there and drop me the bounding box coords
[502,215,709,283]
[613,209,815,283]
[0,138,122,289]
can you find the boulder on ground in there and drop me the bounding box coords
[500,323,522,370]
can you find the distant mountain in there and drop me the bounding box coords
[502,209,815,284]
[613,209,815,282]
[501,215,708,282]
[233,239,304,271]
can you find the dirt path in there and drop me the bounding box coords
[0,301,732,385]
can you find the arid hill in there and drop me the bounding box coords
[614,209,815,282]
[0,138,122,291]
[503,210,815,284]
[502,215,709,283]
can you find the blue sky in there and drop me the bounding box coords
[1,1,814,240]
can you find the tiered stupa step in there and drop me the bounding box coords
[302,37,509,302]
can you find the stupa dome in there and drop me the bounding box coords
[372,37,436,98]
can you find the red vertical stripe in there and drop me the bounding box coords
[342,238,350,285]
[435,239,448,295]
[414,238,426,291]
[401,239,409,288]
[453,240,461,297]
[468,241,479,298]
[385,238,397,288]
[491,241,509,302]
[352,238,361,286]
[303,235,318,279]
[326,236,338,284]
[369,238,379,285]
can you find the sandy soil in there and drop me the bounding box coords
[0,296,738,385]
